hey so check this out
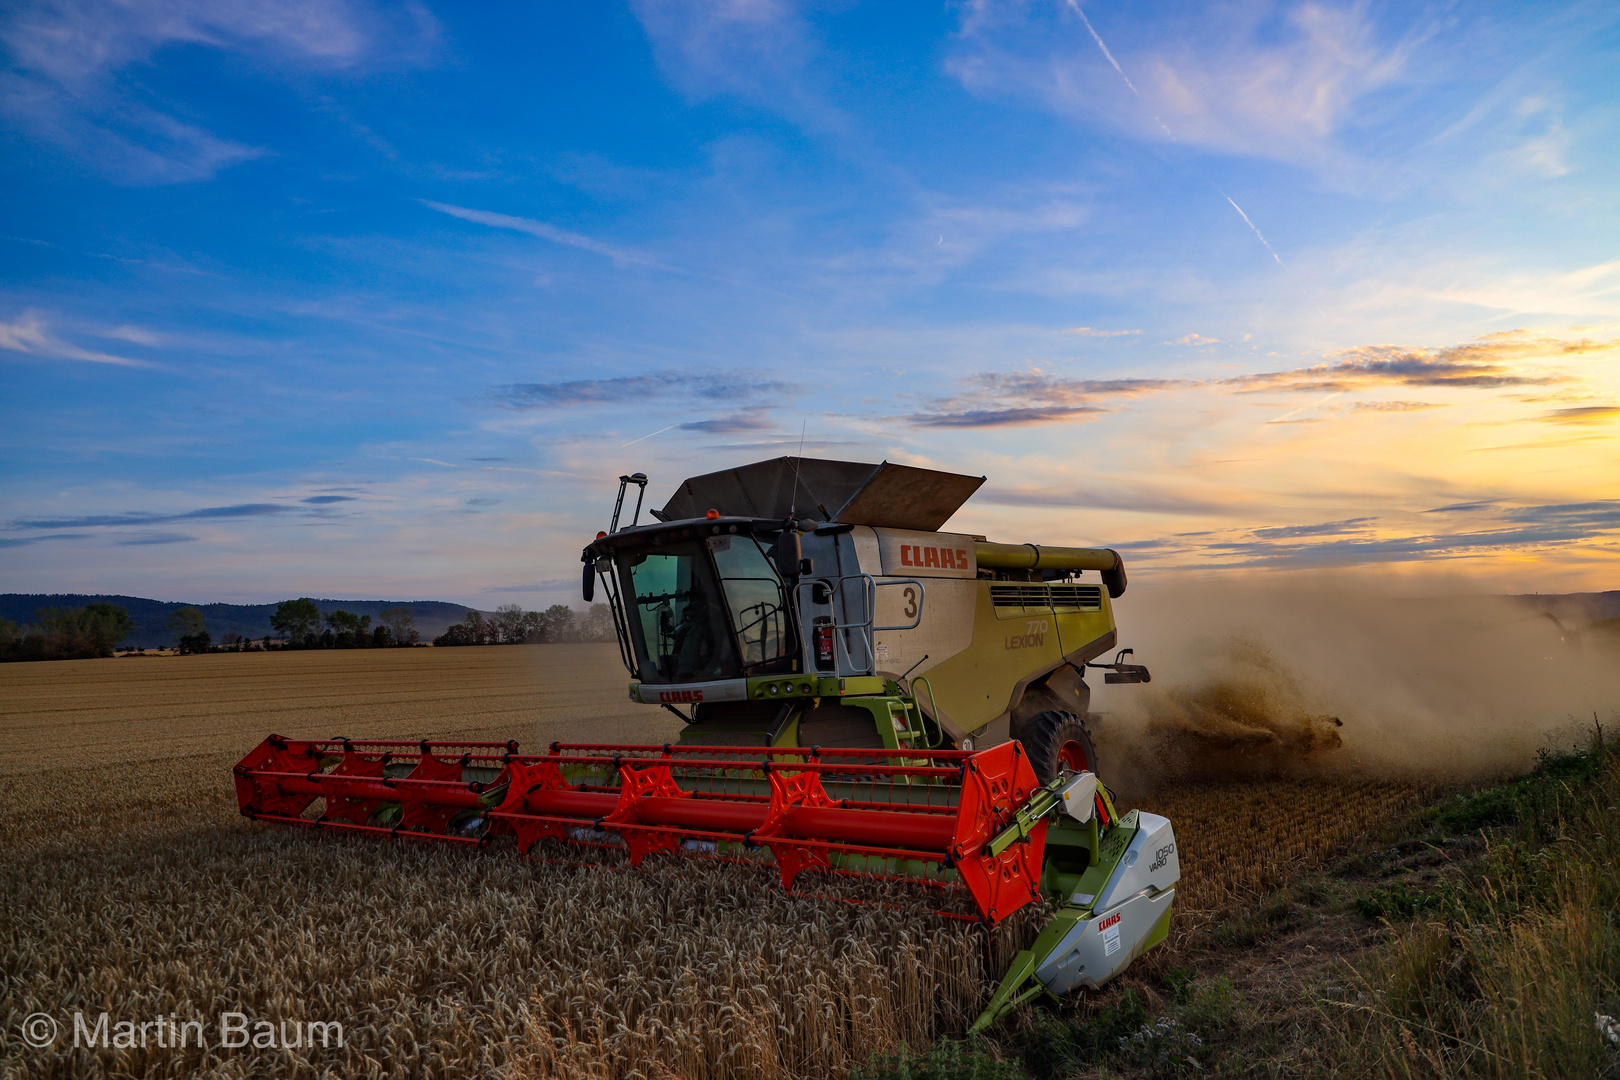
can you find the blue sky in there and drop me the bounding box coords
[2,0,1617,605]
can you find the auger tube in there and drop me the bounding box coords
[974,542,1128,597]
[973,542,1121,573]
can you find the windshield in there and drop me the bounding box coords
[621,542,738,683]
[710,534,791,668]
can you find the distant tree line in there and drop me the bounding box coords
[0,597,614,661]
[0,603,134,662]
[434,603,616,646]
[270,599,421,649]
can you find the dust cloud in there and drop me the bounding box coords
[1088,575,1620,796]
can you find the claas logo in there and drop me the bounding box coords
[657,689,704,703]
[898,544,970,570]
[1097,912,1122,932]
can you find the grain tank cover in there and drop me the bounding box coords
[658,456,984,531]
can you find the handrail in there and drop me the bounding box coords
[794,573,928,675]
[908,674,948,748]
[596,563,636,673]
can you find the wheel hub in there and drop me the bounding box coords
[1058,739,1089,772]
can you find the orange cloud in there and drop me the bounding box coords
[1227,332,1617,394]
[1537,405,1620,424]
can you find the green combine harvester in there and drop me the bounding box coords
[235,456,1177,1031]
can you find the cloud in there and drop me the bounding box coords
[1063,327,1141,337]
[0,532,90,548]
[907,330,1612,430]
[301,495,357,504]
[0,0,429,183]
[1350,400,1446,412]
[1166,334,1219,347]
[979,483,1237,518]
[1426,258,1620,317]
[1537,405,1620,424]
[628,0,831,123]
[9,503,290,530]
[1251,518,1375,540]
[911,404,1107,428]
[0,95,265,184]
[115,532,197,546]
[907,367,1188,427]
[910,193,1089,262]
[679,413,776,434]
[949,1,1415,172]
[101,325,161,345]
[421,201,650,266]
[1225,333,1611,393]
[1501,501,1620,529]
[493,371,792,410]
[1191,500,1620,568]
[1424,502,1498,514]
[3,1,371,88]
[0,313,157,367]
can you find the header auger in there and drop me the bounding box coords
[235,456,1177,1031]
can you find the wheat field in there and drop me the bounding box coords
[0,647,1418,1078]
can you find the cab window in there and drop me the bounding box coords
[621,543,736,683]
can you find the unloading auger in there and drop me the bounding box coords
[234,456,1179,1030]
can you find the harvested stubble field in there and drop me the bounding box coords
[0,647,1420,1079]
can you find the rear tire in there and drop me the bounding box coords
[1023,710,1098,784]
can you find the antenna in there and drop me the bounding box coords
[788,419,807,521]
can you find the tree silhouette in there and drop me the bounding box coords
[270,598,321,644]
[166,606,210,654]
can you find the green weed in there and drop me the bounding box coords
[853,1039,1026,1080]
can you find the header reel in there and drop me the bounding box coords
[234,731,1177,1031]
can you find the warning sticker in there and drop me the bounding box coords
[1103,923,1121,957]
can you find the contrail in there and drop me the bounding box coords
[1065,0,1284,266]
[1268,391,1342,424]
[1222,194,1284,265]
[1066,0,1137,95]
[616,423,678,449]
[1064,0,1172,137]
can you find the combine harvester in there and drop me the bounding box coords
[234,457,1179,1030]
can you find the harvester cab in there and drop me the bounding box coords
[233,455,1178,1033]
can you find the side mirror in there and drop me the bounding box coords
[581,562,595,602]
[775,531,803,580]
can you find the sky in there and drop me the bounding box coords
[1,0,1617,606]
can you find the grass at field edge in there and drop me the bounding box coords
[858,721,1620,1080]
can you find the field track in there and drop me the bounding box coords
[0,646,1424,1079]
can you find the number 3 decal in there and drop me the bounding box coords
[902,586,918,620]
